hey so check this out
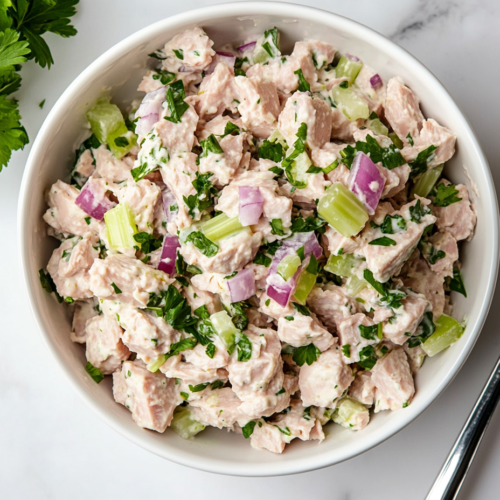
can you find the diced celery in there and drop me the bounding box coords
[324,254,359,277]
[86,99,137,158]
[367,118,389,136]
[332,397,369,430]
[294,269,317,304]
[346,275,367,296]
[104,203,138,251]
[422,314,465,357]
[201,213,243,242]
[335,56,363,84]
[318,183,369,237]
[170,406,205,439]
[268,129,288,150]
[288,150,312,187]
[331,86,369,121]
[389,132,404,149]
[412,164,444,198]
[277,254,301,281]
[210,311,238,350]
[147,355,166,373]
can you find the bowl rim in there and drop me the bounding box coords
[18,0,499,477]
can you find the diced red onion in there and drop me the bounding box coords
[216,51,236,68]
[162,189,178,222]
[135,112,159,137]
[158,235,180,275]
[346,53,360,62]
[75,177,115,220]
[348,152,385,215]
[370,74,383,89]
[265,231,322,306]
[237,41,257,53]
[178,65,191,72]
[135,87,166,136]
[239,186,263,226]
[227,268,256,302]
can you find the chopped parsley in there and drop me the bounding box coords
[407,311,436,347]
[254,253,272,267]
[292,302,311,316]
[339,80,349,89]
[294,68,310,92]
[210,379,224,390]
[284,316,294,321]
[447,266,467,297]
[342,344,351,358]
[151,69,175,85]
[199,134,224,160]
[358,345,378,370]
[371,214,407,234]
[359,323,382,341]
[39,268,62,302]
[276,388,286,396]
[242,421,257,438]
[164,80,189,124]
[409,145,437,179]
[431,182,462,207]
[270,218,286,236]
[183,171,217,218]
[259,139,284,162]
[114,136,129,148]
[110,282,122,294]
[290,214,326,233]
[369,236,396,246]
[85,362,104,384]
[235,332,252,362]
[234,56,248,77]
[406,132,414,146]
[292,343,320,366]
[172,48,184,60]
[133,232,163,254]
[221,121,240,137]
[409,199,431,223]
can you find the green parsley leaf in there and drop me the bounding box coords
[222,121,240,137]
[111,282,122,294]
[291,302,311,316]
[166,337,198,359]
[431,182,462,207]
[0,94,29,169]
[358,345,378,370]
[292,343,321,366]
[341,344,351,358]
[235,332,252,362]
[173,48,183,60]
[447,265,467,297]
[85,361,104,384]
[175,276,189,287]
[253,253,272,267]
[290,214,326,233]
[409,199,431,223]
[363,269,385,295]
[284,316,294,321]
[38,268,62,302]
[164,80,189,123]
[419,241,446,265]
[407,311,436,347]
[242,421,257,438]
[294,68,310,92]
[210,379,224,390]
[306,254,319,275]
[406,132,414,146]
[234,56,248,77]
[224,271,238,279]
[180,392,189,400]
[270,218,285,236]
[194,305,211,320]
[276,388,286,395]
[183,171,217,217]
[259,139,284,162]
[369,236,397,246]
[151,69,175,85]
[84,216,91,225]
[409,145,437,179]
[186,231,219,257]
[114,136,129,148]
[339,80,349,89]
[189,382,209,393]
[269,165,284,177]
[38,98,45,108]
[199,133,223,159]
[359,324,379,341]
[133,231,163,254]
[148,50,166,60]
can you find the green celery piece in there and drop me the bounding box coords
[324,253,359,277]
[201,213,243,242]
[294,269,317,304]
[368,118,389,136]
[277,255,301,281]
[331,86,369,121]
[422,314,464,357]
[86,100,136,158]
[346,275,367,296]
[104,203,138,251]
[288,150,311,187]
[335,56,363,84]
[210,311,238,350]
[412,164,444,198]
[147,355,167,373]
[389,132,404,149]
[170,406,205,439]
[318,183,369,237]
[332,397,369,429]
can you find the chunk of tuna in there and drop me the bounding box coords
[379,163,411,199]
[355,64,386,103]
[159,354,227,385]
[250,421,286,454]
[307,285,359,331]
[348,370,376,406]
[47,234,99,299]
[183,334,229,371]
[184,284,221,316]
[89,254,172,307]
[322,226,362,256]
[259,290,295,320]
[278,92,332,150]
[71,298,98,343]
[403,343,426,374]
[227,325,286,417]
[101,300,180,363]
[337,313,380,364]
[422,230,458,277]
[356,197,436,282]
[277,314,334,352]
[299,344,354,408]
[73,149,95,179]
[382,290,430,345]
[385,77,424,145]
[43,180,104,238]
[234,76,280,138]
[113,360,178,432]
[371,347,415,412]
[190,272,228,295]
[432,182,476,241]
[85,315,130,374]
[180,228,262,274]
[93,146,134,182]
[195,62,239,118]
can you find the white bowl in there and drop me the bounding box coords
[19,1,499,476]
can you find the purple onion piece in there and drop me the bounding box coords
[158,235,180,275]
[135,87,166,120]
[227,268,256,302]
[239,186,263,226]
[346,53,360,62]
[237,41,257,53]
[348,152,385,215]
[370,74,383,89]
[136,112,159,137]
[75,178,115,221]
[178,65,191,72]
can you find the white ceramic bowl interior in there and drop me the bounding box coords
[19,1,499,476]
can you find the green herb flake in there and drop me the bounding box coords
[294,68,310,92]
[185,231,219,257]
[342,344,351,358]
[111,282,122,294]
[173,48,184,60]
[369,236,397,246]
[85,362,104,384]
[242,421,257,438]
[292,302,311,316]
[292,343,321,366]
[447,266,467,297]
[431,182,462,207]
[270,218,285,236]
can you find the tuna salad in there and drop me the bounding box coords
[39,27,476,454]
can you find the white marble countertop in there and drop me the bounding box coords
[2,1,500,498]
